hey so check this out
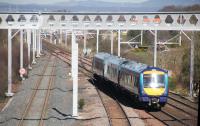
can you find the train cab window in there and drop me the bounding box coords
[143,74,165,88]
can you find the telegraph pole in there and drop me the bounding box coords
[32,30,36,64]
[20,29,24,79]
[6,28,14,96]
[27,29,32,69]
[72,31,78,117]
[96,29,99,53]
[111,30,113,54]
[190,31,195,97]
[154,30,158,67]
[118,30,121,56]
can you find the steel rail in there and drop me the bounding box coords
[38,58,56,126]
[95,87,112,126]
[17,55,52,126]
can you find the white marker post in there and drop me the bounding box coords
[72,31,78,117]
[6,29,14,97]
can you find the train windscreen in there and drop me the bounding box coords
[143,74,165,88]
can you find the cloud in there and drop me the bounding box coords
[0,0,149,4]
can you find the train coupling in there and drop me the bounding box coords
[149,97,159,106]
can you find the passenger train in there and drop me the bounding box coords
[92,52,168,108]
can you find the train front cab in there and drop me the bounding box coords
[139,68,168,107]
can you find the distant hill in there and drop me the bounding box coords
[159,4,200,12]
[0,0,200,12]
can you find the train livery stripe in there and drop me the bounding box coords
[143,71,165,75]
[143,88,165,96]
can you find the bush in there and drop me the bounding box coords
[179,32,200,96]
[168,77,176,91]
[0,29,29,99]
[78,98,85,110]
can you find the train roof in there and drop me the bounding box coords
[94,52,167,73]
[121,60,168,73]
[94,52,111,60]
[121,60,148,73]
[106,55,125,67]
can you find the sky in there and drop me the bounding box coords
[0,0,149,4]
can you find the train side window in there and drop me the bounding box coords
[121,71,124,84]
[125,73,128,85]
[122,72,125,84]
[127,74,130,85]
[114,68,117,78]
[128,75,131,86]
[121,72,123,83]
[108,66,110,74]
[135,76,138,87]
[111,66,113,77]
[130,74,133,86]
[129,75,132,86]
[132,75,135,87]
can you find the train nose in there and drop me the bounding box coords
[143,88,165,96]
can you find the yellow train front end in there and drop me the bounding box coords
[139,68,168,107]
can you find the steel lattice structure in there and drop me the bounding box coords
[0,12,200,30]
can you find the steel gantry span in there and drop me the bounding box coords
[0,12,200,30]
[0,12,199,117]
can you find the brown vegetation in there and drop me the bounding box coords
[159,4,200,12]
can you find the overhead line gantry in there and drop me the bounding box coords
[0,11,199,117]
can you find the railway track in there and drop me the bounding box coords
[17,55,56,126]
[43,41,199,126]
[96,88,131,126]
[43,42,131,126]
[148,92,198,126]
